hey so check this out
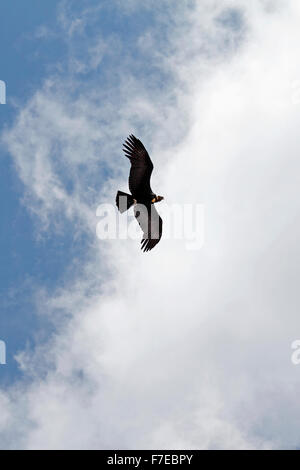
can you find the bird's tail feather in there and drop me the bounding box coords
[116,191,135,213]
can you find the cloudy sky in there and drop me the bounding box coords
[1,0,300,450]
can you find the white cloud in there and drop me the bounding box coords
[1,0,300,449]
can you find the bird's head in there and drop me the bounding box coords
[152,195,164,203]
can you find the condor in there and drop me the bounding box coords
[116,135,164,252]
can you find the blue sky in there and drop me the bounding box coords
[0,1,64,384]
[0,0,166,383]
[0,0,177,384]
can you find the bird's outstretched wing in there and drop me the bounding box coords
[123,134,154,199]
[134,203,163,252]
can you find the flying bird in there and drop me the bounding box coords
[116,134,164,252]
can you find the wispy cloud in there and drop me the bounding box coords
[1,0,300,450]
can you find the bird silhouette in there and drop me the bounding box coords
[116,135,163,252]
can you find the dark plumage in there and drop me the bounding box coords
[116,134,164,252]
